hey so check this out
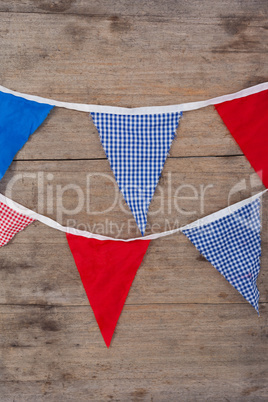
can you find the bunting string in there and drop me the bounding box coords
[0,82,267,114]
[0,190,266,242]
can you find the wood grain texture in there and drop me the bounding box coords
[0,11,267,105]
[0,0,267,18]
[0,1,267,401]
[0,304,267,401]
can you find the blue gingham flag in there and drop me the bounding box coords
[91,112,182,234]
[182,198,261,313]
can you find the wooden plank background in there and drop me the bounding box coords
[0,1,267,400]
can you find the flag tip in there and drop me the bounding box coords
[102,333,112,348]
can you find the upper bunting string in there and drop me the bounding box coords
[0,82,267,114]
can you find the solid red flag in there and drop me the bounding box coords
[215,90,268,187]
[66,234,150,347]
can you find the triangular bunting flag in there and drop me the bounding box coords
[90,112,182,235]
[215,90,268,187]
[0,201,35,247]
[66,234,150,347]
[0,91,54,180]
[182,198,262,313]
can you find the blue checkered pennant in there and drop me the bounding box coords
[91,112,182,234]
[182,198,262,313]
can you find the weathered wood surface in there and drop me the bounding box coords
[0,11,267,105]
[0,0,267,19]
[0,305,267,401]
[0,1,267,401]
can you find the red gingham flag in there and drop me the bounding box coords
[0,202,35,247]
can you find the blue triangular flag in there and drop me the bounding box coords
[182,198,262,313]
[91,112,182,234]
[0,91,54,180]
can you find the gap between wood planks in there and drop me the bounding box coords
[13,154,244,162]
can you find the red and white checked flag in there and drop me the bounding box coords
[0,202,35,247]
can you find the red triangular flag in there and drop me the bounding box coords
[66,234,150,347]
[0,201,35,247]
[215,90,268,187]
